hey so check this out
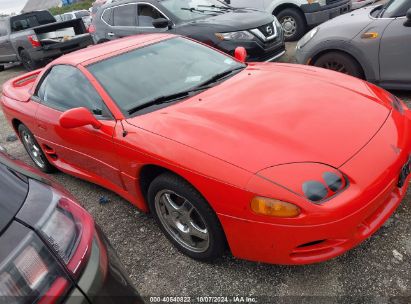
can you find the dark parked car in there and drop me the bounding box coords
[0,148,142,303]
[0,10,93,71]
[91,0,285,62]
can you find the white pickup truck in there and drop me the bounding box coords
[225,0,351,41]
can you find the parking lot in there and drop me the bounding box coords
[0,43,410,302]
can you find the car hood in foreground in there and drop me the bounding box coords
[179,8,274,32]
[127,63,391,173]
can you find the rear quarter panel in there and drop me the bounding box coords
[1,71,40,135]
[10,29,36,56]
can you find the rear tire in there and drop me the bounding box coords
[276,8,306,41]
[18,124,56,173]
[314,52,364,79]
[148,172,226,261]
[0,65,4,72]
[19,49,41,71]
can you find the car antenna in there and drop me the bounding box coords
[120,120,128,137]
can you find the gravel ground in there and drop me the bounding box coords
[0,45,410,303]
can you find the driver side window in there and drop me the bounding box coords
[137,4,166,27]
[37,65,110,117]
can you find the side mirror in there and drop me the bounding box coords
[404,8,411,27]
[152,18,172,29]
[234,47,247,63]
[59,107,102,129]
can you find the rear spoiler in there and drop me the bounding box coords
[2,69,41,102]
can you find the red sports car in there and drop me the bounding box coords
[2,34,411,265]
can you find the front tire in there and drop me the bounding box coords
[314,52,364,79]
[148,173,226,261]
[18,124,56,173]
[276,8,306,41]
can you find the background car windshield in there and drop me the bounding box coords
[87,37,243,115]
[382,0,410,17]
[161,0,229,21]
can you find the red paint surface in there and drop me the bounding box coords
[2,34,410,264]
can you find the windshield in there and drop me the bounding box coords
[161,0,230,21]
[87,37,245,116]
[381,0,410,17]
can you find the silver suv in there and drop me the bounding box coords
[296,0,411,90]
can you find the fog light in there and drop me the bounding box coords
[251,197,301,218]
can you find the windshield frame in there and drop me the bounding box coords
[86,36,246,117]
[375,0,411,18]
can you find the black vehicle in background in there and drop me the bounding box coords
[91,0,285,62]
[0,10,93,71]
[0,148,142,303]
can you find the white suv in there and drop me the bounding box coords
[226,0,351,41]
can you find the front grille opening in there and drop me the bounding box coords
[297,240,326,248]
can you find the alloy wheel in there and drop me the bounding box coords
[21,130,46,168]
[280,16,297,38]
[320,61,348,74]
[154,190,210,253]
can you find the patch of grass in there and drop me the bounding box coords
[49,0,94,15]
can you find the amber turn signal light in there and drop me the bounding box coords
[251,197,301,218]
[361,32,379,39]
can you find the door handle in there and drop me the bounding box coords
[107,32,115,37]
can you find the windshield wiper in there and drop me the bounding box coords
[127,67,245,115]
[198,5,233,11]
[181,7,224,14]
[127,85,212,115]
[197,66,245,87]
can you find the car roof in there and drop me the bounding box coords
[53,33,175,66]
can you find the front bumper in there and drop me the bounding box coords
[216,36,285,62]
[301,0,351,26]
[68,225,143,303]
[295,47,312,65]
[219,107,411,265]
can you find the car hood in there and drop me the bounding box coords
[180,8,274,31]
[127,63,390,173]
[315,5,379,39]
